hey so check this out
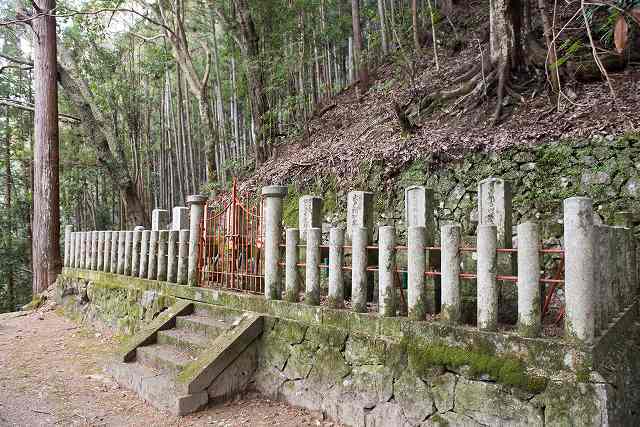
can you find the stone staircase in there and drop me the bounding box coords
[107,300,263,415]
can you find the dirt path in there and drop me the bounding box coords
[0,311,331,427]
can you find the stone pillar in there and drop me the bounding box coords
[328,227,345,308]
[378,226,396,317]
[64,225,73,267]
[262,186,288,299]
[139,230,150,279]
[347,191,374,242]
[441,224,461,323]
[131,227,144,277]
[110,231,118,273]
[74,232,81,268]
[517,222,541,337]
[157,230,169,281]
[408,226,427,320]
[124,231,134,276]
[593,225,610,336]
[117,231,126,274]
[91,231,99,270]
[564,197,595,343]
[187,195,207,286]
[351,226,368,313]
[172,206,190,230]
[82,232,90,269]
[148,230,159,280]
[285,228,300,302]
[477,225,498,331]
[304,228,321,305]
[167,230,179,283]
[152,208,170,230]
[103,231,112,272]
[97,231,105,271]
[67,231,76,268]
[177,229,189,285]
[299,195,323,241]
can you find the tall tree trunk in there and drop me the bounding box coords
[412,0,420,51]
[5,108,14,308]
[32,0,60,293]
[377,0,389,55]
[351,0,369,94]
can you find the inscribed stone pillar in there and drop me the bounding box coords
[152,209,170,231]
[172,207,190,230]
[347,191,374,242]
[299,196,323,241]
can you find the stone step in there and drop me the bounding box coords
[136,343,197,375]
[157,328,213,353]
[176,314,230,337]
[193,304,244,322]
[106,360,207,416]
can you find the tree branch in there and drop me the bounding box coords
[0,98,79,123]
[0,53,33,67]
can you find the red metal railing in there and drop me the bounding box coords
[197,179,265,294]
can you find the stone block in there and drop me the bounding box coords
[172,207,189,230]
[152,209,170,230]
[346,191,374,241]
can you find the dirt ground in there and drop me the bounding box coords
[0,311,334,427]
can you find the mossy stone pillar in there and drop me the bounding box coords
[103,231,111,272]
[516,222,541,337]
[351,226,368,313]
[187,195,207,286]
[563,197,595,343]
[139,230,150,279]
[328,227,345,308]
[131,226,144,277]
[477,225,498,331]
[147,230,159,280]
[408,226,427,320]
[441,224,461,323]
[124,231,133,276]
[285,228,300,302]
[378,225,396,317]
[167,230,179,283]
[64,225,73,267]
[304,227,321,305]
[157,230,169,281]
[97,231,105,271]
[109,231,118,273]
[177,229,189,285]
[262,186,288,300]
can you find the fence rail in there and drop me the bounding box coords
[62,177,640,344]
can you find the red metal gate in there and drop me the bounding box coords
[197,180,265,294]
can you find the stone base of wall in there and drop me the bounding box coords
[57,271,635,426]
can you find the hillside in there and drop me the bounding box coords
[241,15,640,198]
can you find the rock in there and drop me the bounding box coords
[343,365,394,408]
[431,373,456,413]
[394,371,435,423]
[284,341,319,380]
[422,411,484,426]
[624,177,640,198]
[308,346,351,391]
[345,334,387,366]
[364,402,411,427]
[455,378,543,426]
[140,290,158,308]
[519,162,536,172]
[581,171,610,186]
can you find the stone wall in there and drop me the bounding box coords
[56,274,173,335]
[251,317,610,427]
[56,270,630,426]
[283,134,640,241]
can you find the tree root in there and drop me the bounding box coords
[403,57,517,126]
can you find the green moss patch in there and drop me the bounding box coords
[407,341,548,393]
